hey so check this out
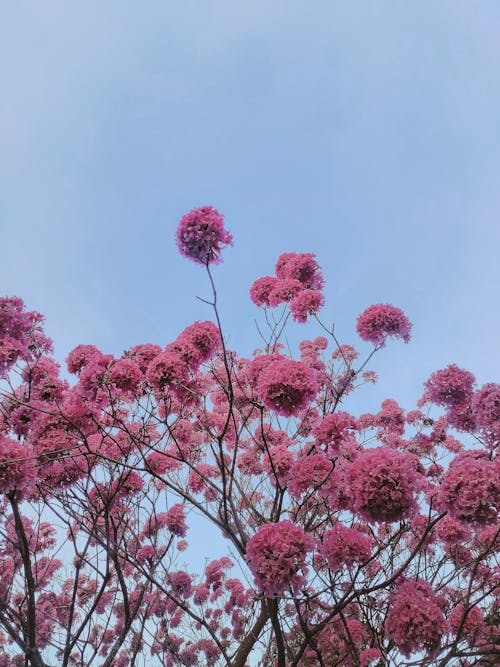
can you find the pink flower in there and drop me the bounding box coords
[108,358,143,397]
[424,364,476,407]
[439,450,498,525]
[320,523,373,571]
[312,411,358,452]
[176,206,233,265]
[164,503,188,537]
[257,358,318,417]
[288,454,333,497]
[146,351,189,391]
[168,571,193,598]
[356,303,412,346]
[0,436,37,494]
[66,344,102,375]
[347,447,420,522]
[181,321,221,363]
[268,279,303,307]
[449,603,485,645]
[246,521,314,596]
[472,383,500,444]
[0,297,51,376]
[385,578,448,658]
[249,276,278,307]
[275,253,324,290]
[124,343,162,374]
[289,290,325,323]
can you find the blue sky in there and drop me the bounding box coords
[2,0,500,416]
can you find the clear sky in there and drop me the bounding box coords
[2,0,500,413]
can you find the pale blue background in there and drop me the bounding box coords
[1,0,500,648]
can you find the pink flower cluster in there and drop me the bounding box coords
[175,206,233,265]
[356,303,412,346]
[347,447,420,522]
[312,411,358,452]
[0,436,36,494]
[320,523,373,572]
[287,454,333,497]
[249,253,324,322]
[472,382,500,445]
[439,450,498,525]
[257,357,318,417]
[424,364,476,407]
[0,297,52,377]
[246,520,314,596]
[385,578,448,658]
[449,603,485,645]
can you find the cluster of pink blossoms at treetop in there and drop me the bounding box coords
[0,297,52,377]
[356,303,412,346]
[256,356,319,417]
[422,362,500,446]
[175,206,233,265]
[249,252,325,322]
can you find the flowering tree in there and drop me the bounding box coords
[0,206,498,667]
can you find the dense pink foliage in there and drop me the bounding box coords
[0,213,498,667]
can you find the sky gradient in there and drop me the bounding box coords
[2,1,500,425]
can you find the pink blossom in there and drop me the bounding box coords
[176,206,233,265]
[267,279,303,307]
[347,447,420,522]
[246,521,314,596]
[182,320,221,363]
[66,344,102,375]
[125,343,162,374]
[385,578,448,657]
[168,571,193,598]
[356,303,412,346]
[360,648,382,666]
[289,289,324,323]
[439,450,498,525]
[287,454,333,497]
[249,276,278,307]
[0,436,37,494]
[22,357,65,402]
[320,523,373,571]
[312,411,358,452]
[0,297,51,376]
[424,364,476,407]
[164,503,188,537]
[472,383,500,444]
[332,344,359,362]
[108,358,143,397]
[262,445,294,486]
[275,253,324,290]
[146,351,189,391]
[257,358,318,417]
[449,603,485,645]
